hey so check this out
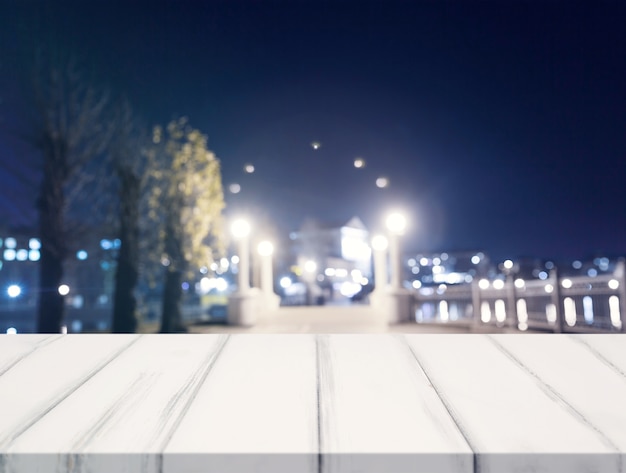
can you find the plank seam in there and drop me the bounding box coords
[0,335,61,378]
[402,335,478,473]
[156,334,231,473]
[486,335,623,471]
[570,336,626,381]
[0,335,143,449]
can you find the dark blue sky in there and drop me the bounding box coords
[1,0,625,261]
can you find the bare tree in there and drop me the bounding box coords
[108,101,151,333]
[33,57,110,333]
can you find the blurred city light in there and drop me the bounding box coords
[28,250,40,261]
[279,277,292,289]
[244,164,255,173]
[471,255,481,264]
[7,285,21,298]
[353,157,365,168]
[215,277,228,292]
[311,141,321,150]
[503,259,513,270]
[257,240,274,256]
[29,238,41,250]
[561,278,572,289]
[231,255,240,264]
[16,249,28,261]
[76,250,88,260]
[100,239,112,250]
[493,279,505,290]
[385,212,407,234]
[371,235,388,251]
[514,279,525,289]
[231,219,251,239]
[304,260,317,273]
[478,279,490,290]
[6,327,17,335]
[608,279,620,290]
[4,249,16,261]
[58,284,70,296]
[5,238,16,249]
[375,177,389,188]
[229,183,241,194]
[544,284,554,294]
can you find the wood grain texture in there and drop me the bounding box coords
[0,334,624,473]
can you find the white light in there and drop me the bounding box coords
[100,239,112,250]
[335,268,348,278]
[432,265,443,274]
[5,237,16,249]
[61,325,67,334]
[437,284,447,294]
[16,249,28,261]
[561,278,572,289]
[464,275,473,283]
[220,257,229,268]
[304,260,317,273]
[481,301,491,323]
[76,250,88,261]
[360,277,369,285]
[231,255,240,264]
[161,257,171,267]
[279,277,292,289]
[478,279,490,290]
[29,238,41,250]
[28,250,40,262]
[231,219,251,239]
[351,269,362,282]
[517,299,528,324]
[609,296,622,329]
[385,212,407,234]
[339,281,361,297]
[58,284,70,296]
[608,279,620,290]
[311,141,321,150]
[408,258,416,267]
[209,262,218,271]
[371,235,388,251]
[375,177,389,188]
[564,297,577,326]
[514,278,525,289]
[4,249,16,261]
[546,303,557,324]
[493,279,505,290]
[6,327,17,335]
[244,163,255,173]
[420,257,429,266]
[7,285,21,298]
[433,257,441,266]
[229,183,241,194]
[257,240,274,256]
[411,266,420,274]
[544,284,554,294]
[471,255,481,264]
[439,300,449,322]
[325,268,336,277]
[583,296,594,324]
[215,278,228,292]
[354,157,365,168]
[412,280,422,289]
[495,299,507,323]
[200,277,212,292]
[503,259,513,270]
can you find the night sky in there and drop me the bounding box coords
[1,0,625,262]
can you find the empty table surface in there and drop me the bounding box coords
[0,334,625,473]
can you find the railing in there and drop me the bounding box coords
[413,261,626,333]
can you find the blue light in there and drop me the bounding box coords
[7,285,21,298]
[76,250,88,261]
[100,239,112,250]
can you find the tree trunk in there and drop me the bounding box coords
[112,169,139,333]
[160,268,187,333]
[36,138,68,333]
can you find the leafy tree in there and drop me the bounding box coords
[149,118,225,333]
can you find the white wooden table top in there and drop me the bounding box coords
[0,334,625,473]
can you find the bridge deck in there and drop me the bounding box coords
[0,334,625,472]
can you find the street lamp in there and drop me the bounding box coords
[227,218,260,327]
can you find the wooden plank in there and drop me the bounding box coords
[0,335,59,377]
[490,335,626,455]
[405,334,622,473]
[318,335,472,473]
[5,334,228,473]
[163,335,318,473]
[0,334,139,451]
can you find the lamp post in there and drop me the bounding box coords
[257,240,281,314]
[382,211,413,324]
[227,218,260,326]
[370,235,388,309]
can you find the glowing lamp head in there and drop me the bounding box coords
[304,260,317,273]
[385,212,407,235]
[371,235,388,251]
[231,219,251,239]
[257,240,274,256]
